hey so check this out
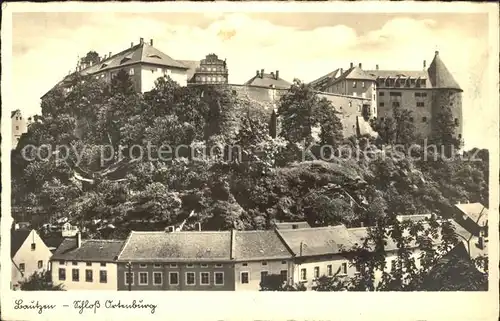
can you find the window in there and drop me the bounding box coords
[139,263,147,268]
[242,263,248,267]
[85,269,93,282]
[200,272,210,285]
[201,264,208,268]
[129,69,134,76]
[422,117,427,122]
[392,102,400,107]
[99,270,107,283]
[100,262,106,267]
[300,268,307,281]
[86,262,92,266]
[454,118,459,126]
[422,93,427,97]
[353,81,357,88]
[16,126,19,130]
[417,102,425,107]
[170,263,178,268]
[31,243,36,250]
[215,272,224,285]
[153,263,162,268]
[38,260,43,269]
[125,272,134,285]
[241,272,249,284]
[389,92,402,97]
[72,261,78,266]
[379,91,385,96]
[415,92,421,97]
[260,271,268,281]
[261,261,268,266]
[314,267,320,278]
[281,261,287,264]
[59,260,65,265]
[379,102,385,107]
[153,272,162,285]
[139,272,148,285]
[72,269,79,281]
[215,263,223,267]
[186,264,194,268]
[186,272,195,285]
[169,272,179,285]
[327,264,333,276]
[280,270,288,282]
[362,81,365,88]
[341,263,348,275]
[59,268,66,280]
[357,105,361,112]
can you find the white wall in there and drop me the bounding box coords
[51,261,118,290]
[140,65,187,92]
[12,230,53,285]
[234,259,291,291]
[291,255,356,290]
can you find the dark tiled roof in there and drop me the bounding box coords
[309,68,341,90]
[338,66,376,81]
[419,242,487,291]
[178,60,201,82]
[455,203,488,226]
[244,73,292,89]
[274,221,311,230]
[276,225,359,256]
[117,231,232,262]
[51,238,124,262]
[40,232,64,250]
[78,42,188,76]
[427,51,462,90]
[234,230,292,260]
[11,109,21,118]
[11,229,31,257]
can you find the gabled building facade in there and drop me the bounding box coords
[11,228,53,289]
[181,53,229,85]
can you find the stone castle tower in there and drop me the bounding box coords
[427,51,463,141]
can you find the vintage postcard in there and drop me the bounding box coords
[1,2,499,321]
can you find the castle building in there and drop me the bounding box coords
[309,51,463,140]
[42,38,189,98]
[180,53,229,85]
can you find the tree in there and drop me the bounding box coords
[371,105,418,147]
[19,271,65,291]
[80,51,101,66]
[430,106,462,155]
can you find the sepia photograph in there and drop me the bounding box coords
[1,2,499,321]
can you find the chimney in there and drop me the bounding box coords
[423,60,427,70]
[350,62,353,68]
[339,68,343,75]
[256,70,259,76]
[435,50,439,56]
[376,64,379,70]
[270,71,275,79]
[275,70,279,80]
[230,229,236,260]
[358,63,362,69]
[140,37,144,44]
[76,232,81,248]
[103,54,107,60]
[109,51,112,57]
[150,39,153,46]
[131,42,134,48]
[260,69,264,78]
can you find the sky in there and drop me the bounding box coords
[11,11,494,149]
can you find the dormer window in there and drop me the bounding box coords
[100,64,107,69]
[120,57,131,64]
[148,54,161,59]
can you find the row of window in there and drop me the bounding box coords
[379,102,425,108]
[59,260,106,267]
[379,91,428,97]
[59,268,107,283]
[17,260,44,272]
[352,81,366,88]
[200,66,225,72]
[196,76,225,82]
[378,116,459,125]
[300,263,349,281]
[377,79,426,88]
[240,270,288,284]
[124,271,225,286]
[14,116,23,120]
[134,263,225,268]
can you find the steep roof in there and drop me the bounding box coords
[78,41,188,76]
[244,73,292,89]
[427,51,462,90]
[419,242,487,291]
[117,231,233,262]
[11,109,21,118]
[309,68,341,90]
[455,203,488,226]
[51,238,124,262]
[178,59,201,82]
[339,66,377,81]
[11,229,31,257]
[276,225,359,257]
[233,230,292,260]
[40,232,65,251]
